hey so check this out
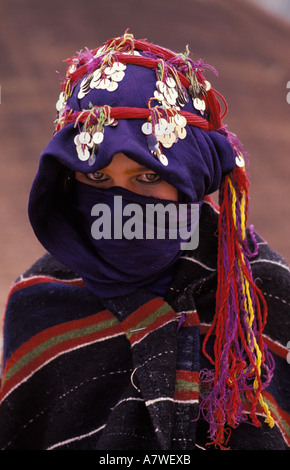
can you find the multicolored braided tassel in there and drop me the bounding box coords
[201,162,275,448]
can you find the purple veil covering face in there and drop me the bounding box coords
[28,33,237,297]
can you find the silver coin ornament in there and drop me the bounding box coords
[88,153,97,166]
[77,61,127,99]
[154,77,188,109]
[75,137,93,162]
[235,154,245,168]
[75,130,99,162]
[79,131,91,144]
[157,151,168,166]
[141,103,188,166]
[187,80,210,114]
[193,97,206,112]
[141,122,153,135]
[93,131,104,144]
[147,133,159,151]
[74,114,119,164]
[56,91,67,113]
[141,75,188,166]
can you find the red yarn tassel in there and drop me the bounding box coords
[201,166,274,448]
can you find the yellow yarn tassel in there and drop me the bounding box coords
[228,175,275,429]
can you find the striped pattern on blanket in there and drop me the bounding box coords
[0,201,289,450]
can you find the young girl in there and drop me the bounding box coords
[0,33,289,450]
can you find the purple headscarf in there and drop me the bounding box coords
[28,33,237,297]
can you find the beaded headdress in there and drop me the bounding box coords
[29,33,274,448]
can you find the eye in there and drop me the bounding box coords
[86,172,109,182]
[137,173,161,184]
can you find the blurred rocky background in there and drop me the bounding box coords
[1,0,290,320]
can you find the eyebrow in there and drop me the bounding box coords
[99,164,154,175]
[124,165,153,174]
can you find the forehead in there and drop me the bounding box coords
[97,153,152,174]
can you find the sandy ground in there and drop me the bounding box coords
[1,0,290,322]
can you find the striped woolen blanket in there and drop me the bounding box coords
[0,201,289,450]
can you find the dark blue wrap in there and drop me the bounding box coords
[28,46,236,298]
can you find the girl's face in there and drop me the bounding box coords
[75,152,178,201]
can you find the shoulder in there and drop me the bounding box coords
[249,230,290,280]
[3,254,102,366]
[187,196,290,286]
[5,252,97,314]
[20,252,80,281]
[178,198,290,331]
[5,252,86,317]
[249,231,290,346]
[6,252,84,303]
